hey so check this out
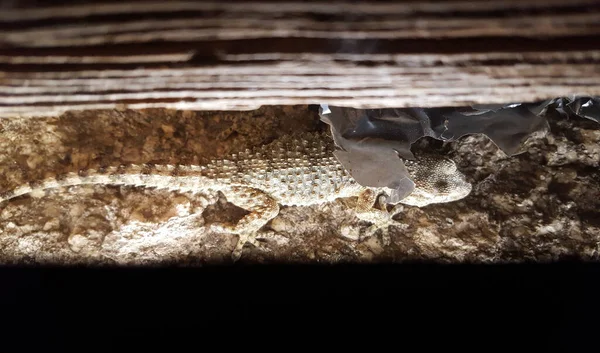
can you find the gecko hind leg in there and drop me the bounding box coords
[210,187,280,262]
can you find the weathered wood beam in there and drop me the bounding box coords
[1,0,600,117]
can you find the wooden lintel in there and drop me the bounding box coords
[1,0,600,117]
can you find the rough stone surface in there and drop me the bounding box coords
[0,106,598,265]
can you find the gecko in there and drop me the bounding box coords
[0,131,472,261]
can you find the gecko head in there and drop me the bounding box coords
[397,155,472,207]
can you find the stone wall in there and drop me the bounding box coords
[0,106,597,265]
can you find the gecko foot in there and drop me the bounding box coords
[230,232,258,263]
[209,223,258,262]
[229,231,288,261]
[357,203,404,244]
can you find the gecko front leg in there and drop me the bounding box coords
[210,186,280,262]
[354,188,402,241]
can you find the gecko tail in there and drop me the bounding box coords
[0,170,121,205]
[0,164,207,206]
[0,183,38,204]
[0,172,82,204]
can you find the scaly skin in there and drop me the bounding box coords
[0,131,472,261]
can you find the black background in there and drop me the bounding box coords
[1,262,598,350]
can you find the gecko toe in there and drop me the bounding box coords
[230,232,259,263]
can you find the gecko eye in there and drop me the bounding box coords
[439,159,457,174]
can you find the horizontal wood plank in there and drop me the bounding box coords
[1,0,600,117]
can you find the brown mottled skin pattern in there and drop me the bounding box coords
[0,131,471,261]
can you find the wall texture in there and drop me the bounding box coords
[0,106,598,265]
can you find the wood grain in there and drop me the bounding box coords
[1,0,600,117]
